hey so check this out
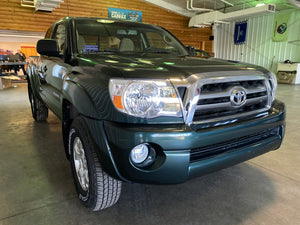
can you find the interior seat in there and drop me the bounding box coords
[119,38,135,52]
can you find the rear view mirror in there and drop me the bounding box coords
[37,39,60,57]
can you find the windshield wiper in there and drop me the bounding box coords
[83,50,119,54]
[141,51,174,56]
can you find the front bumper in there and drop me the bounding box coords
[85,100,285,184]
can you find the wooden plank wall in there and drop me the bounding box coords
[0,0,213,53]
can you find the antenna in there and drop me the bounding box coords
[67,0,70,16]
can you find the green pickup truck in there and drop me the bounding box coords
[27,17,285,211]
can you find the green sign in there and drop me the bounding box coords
[272,12,291,42]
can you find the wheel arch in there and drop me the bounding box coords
[27,64,41,99]
[62,80,122,180]
[62,80,99,119]
[62,79,99,159]
[62,99,80,159]
[62,99,122,180]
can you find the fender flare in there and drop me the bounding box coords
[62,80,99,118]
[27,64,42,99]
[61,80,123,179]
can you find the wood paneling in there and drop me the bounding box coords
[0,0,213,53]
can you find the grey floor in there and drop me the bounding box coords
[0,83,299,225]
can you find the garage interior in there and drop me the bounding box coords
[0,0,299,224]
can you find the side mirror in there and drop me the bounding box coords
[36,39,60,57]
[186,45,196,56]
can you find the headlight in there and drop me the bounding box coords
[109,79,182,118]
[268,72,277,102]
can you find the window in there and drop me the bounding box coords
[52,23,66,54]
[75,19,188,56]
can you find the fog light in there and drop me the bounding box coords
[130,143,157,168]
[130,144,149,164]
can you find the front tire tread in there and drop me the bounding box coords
[69,117,122,211]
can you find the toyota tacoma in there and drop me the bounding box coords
[27,17,285,211]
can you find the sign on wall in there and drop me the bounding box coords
[234,21,247,45]
[272,12,291,42]
[108,7,143,22]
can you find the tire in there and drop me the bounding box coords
[28,84,48,121]
[68,117,122,211]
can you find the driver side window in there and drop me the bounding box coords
[52,23,66,55]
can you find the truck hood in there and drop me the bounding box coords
[68,54,272,123]
[75,54,269,79]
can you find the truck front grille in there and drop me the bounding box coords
[190,127,280,163]
[193,79,269,122]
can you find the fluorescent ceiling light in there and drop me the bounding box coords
[256,3,266,7]
[0,34,44,38]
[220,0,234,6]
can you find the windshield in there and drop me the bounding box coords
[75,19,188,56]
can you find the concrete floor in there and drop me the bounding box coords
[0,83,299,225]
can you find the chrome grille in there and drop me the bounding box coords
[193,79,270,122]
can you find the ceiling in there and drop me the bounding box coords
[143,0,299,17]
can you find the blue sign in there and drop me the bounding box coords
[108,7,142,22]
[234,21,247,45]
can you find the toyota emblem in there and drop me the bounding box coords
[230,87,247,107]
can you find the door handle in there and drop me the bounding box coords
[43,65,47,73]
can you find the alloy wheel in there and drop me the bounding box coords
[73,137,89,191]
